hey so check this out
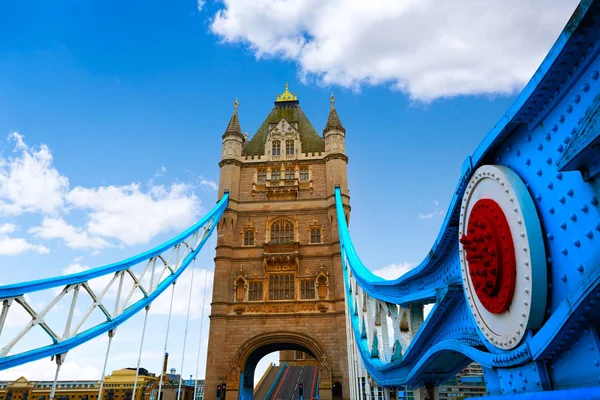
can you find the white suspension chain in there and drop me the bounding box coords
[131,307,150,400]
[157,283,177,400]
[131,258,156,400]
[97,330,115,400]
[48,353,65,400]
[192,266,210,400]
[176,258,197,400]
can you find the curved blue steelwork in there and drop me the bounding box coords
[0,194,229,299]
[0,194,229,371]
[336,0,600,394]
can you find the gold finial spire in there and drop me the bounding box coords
[275,82,298,102]
[329,92,335,109]
[233,98,239,112]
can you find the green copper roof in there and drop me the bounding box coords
[242,102,325,155]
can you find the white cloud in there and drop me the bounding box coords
[418,199,444,220]
[0,133,203,251]
[30,218,112,250]
[371,262,415,280]
[209,0,579,101]
[67,183,201,246]
[0,132,69,215]
[197,0,206,11]
[0,223,16,234]
[0,223,49,255]
[152,268,213,318]
[199,177,218,191]
[0,236,50,255]
[0,358,100,380]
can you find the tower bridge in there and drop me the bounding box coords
[1,1,600,399]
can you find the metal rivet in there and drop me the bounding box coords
[537,144,544,151]
[571,213,577,222]
[567,188,574,196]
[574,239,581,247]
[561,248,568,255]
[549,207,555,214]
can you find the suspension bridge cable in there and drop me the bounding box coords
[97,330,115,400]
[176,258,197,400]
[48,354,64,400]
[131,258,156,400]
[192,265,210,400]
[131,307,150,400]
[157,282,177,400]
[98,271,125,400]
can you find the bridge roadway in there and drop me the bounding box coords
[271,365,317,400]
[254,365,282,399]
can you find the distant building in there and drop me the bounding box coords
[0,368,157,400]
[438,363,487,399]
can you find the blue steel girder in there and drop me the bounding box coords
[338,0,600,395]
[0,194,229,371]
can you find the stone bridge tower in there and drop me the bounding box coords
[205,85,351,400]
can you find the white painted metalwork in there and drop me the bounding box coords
[176,258,197,400]
[0,224,214,362]
[192,266,210,400]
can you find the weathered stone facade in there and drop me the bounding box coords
[204,89,351,400]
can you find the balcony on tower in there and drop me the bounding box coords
[263,241,300,271]
[265,177,299,200]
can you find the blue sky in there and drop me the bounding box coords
[0,0,579,385]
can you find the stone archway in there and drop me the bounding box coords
[227,331,333,400]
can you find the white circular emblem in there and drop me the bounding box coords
[459,165,546,350]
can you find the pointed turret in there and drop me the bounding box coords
[323,92,348,198]
[223,98,243,138]
[323,93,345,135]
[219,98,245,200]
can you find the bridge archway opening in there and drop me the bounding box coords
[234,332,330,400]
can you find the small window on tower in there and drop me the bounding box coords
[301,280,315,299]
[285,168,294,180]
[286,140,294,155]
[272,140,281,156]
[248,282,263,301]
[244,231,254,246]
[310,227,322,244]
[300,167,309,182]
[257,169,266,184]
[271,168,281,181]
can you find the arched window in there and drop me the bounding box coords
[270,219,294,243]
[286,140,294,155]
[272,140,281,156]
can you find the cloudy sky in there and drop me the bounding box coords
[0,0,579,387]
